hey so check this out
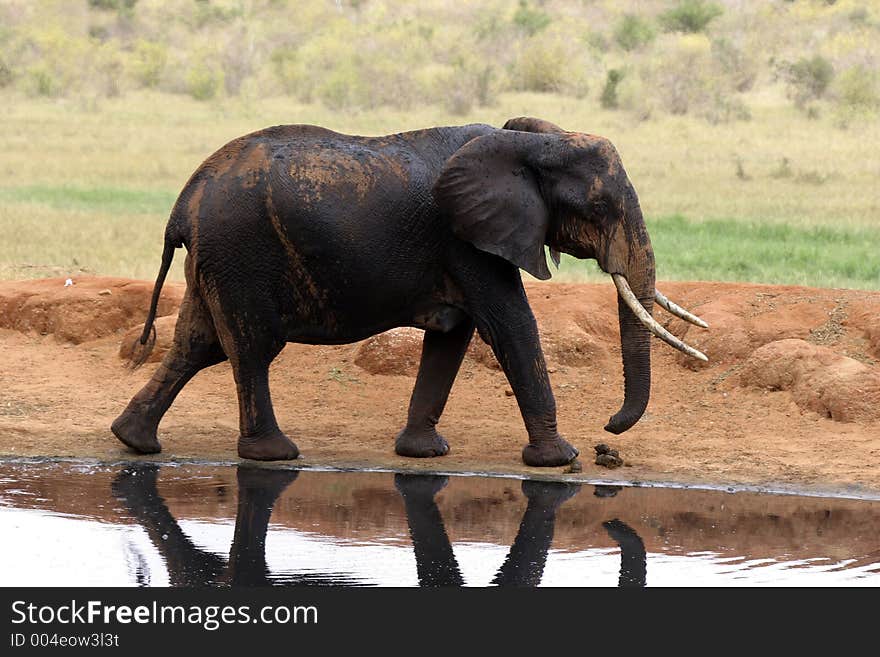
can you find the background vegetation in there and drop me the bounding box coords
[0,0,878,289]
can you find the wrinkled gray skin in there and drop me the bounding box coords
[112,117,656,467]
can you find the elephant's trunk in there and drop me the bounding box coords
[604,192,655,435]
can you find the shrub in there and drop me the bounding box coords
[712,37,758,92]
[511,30,591,97]
[270,46,306,97]
[786,55,834,108]
[650,34,714,114]
[88,0,137,11]
[18,28,90,97]
[316,66,359,110]
[0,56,12,88]
[186,62,224,101]
[614,14,655,51]
[616,73,655,121]
[513,1,551,36]
[92,41,124,97]
[130,40,166,89]
[659,0,723,33]
[835,65,879,112]
[600,69,624,109]
[643,33,750,122]
[220,26,253,96]
[26,64,60,97]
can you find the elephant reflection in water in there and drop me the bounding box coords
[395,475,647,587]
[112,464,358,586]
[113,465,645,587]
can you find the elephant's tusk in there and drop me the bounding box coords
[654,289,709,328]
[612,274,709,362]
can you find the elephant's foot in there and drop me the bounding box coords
[522,436,578,467]
[395,426,450,458]
[236,465,300,491]
[394,473,449,499]
[111,411,162,455]
[238,430,300,461]
[521,480,581,509]
[111,463,160,504]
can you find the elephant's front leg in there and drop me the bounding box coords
[395,319,474,458]
[470,287,578,467]
[492,480,581,586]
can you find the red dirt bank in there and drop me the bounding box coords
[1,276,878,496]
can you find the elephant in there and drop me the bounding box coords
[113,465,646,587]
[395,474,647,587]
[111,116,708,467]
[112,464,360,586]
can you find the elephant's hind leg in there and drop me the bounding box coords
[395,319,474,458]
[230,356,299,461]
[112,288,227,454]
[207,297,298,461]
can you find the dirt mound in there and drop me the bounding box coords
[667,289,839,371]
[0,277,183,344]
[352,327,502,375]
[353,328,423,376]
[739,338,880,422]
[118,315,178,364]
[845,302,880,360]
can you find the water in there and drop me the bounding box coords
[1,460,878,587]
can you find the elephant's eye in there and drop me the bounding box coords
[590,199,608,217]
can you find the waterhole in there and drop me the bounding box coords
[1,460,877,586]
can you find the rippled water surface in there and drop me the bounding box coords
[1,460,878,586]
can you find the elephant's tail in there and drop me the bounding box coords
[128,229,179,369]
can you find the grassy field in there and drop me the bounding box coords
[1,89,878,289]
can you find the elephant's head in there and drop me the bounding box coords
[433,117,707,435]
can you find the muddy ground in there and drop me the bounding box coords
[0,276,878,497]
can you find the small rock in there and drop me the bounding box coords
[593,485,622,498]
[595,453,623,469]
[98,289,112,296]
[594,443,618,457]
[564,460,583,473]
[594,443,623,468]
[64,278,73,287]
[504,388,514,397]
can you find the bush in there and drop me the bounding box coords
[513,1,551,36]
[712,37,758,93]
[614,14,655,51]
[18,28,90,97]
[616,73,655,121]
[835,65,879,112]
[186,62,224,101]
[26,64,60,97]
[786,55,834,108]
[642,33,750,122]
[88,0,137,11]
[511,30,592,97]
[270,46,306,97]
[316,66,360,110]
[659,0,723,33]
[92,41,124,97]
[130,40,166,89]
[0,56,12,88]
[600,69,624,109]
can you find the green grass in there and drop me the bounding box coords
[0,91,877,290]
[0,185,177,215]
[557,215,880,290]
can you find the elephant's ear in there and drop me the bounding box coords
[433,131,553,280]
[502,116,567,134]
